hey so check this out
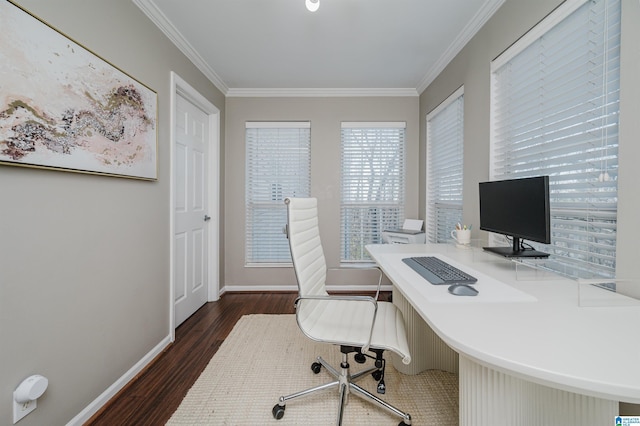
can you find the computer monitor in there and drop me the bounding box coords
[479,176,551,258]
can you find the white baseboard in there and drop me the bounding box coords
[221,284,393,293]
[221,284,298,292]
[66,335,172,426]
[328,284,394,292]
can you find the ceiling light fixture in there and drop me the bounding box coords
[305,0,320,12]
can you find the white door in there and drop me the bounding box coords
[174,94,210,326]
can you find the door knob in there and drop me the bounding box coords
[204,215,211,222]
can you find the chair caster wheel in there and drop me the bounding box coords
[272,404,285,420]
[311,362,322,374]
[354,353,366,363]
[371,370,383,381]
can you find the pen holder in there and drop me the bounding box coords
[451,229,471,246]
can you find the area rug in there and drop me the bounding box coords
[166,314,458,425]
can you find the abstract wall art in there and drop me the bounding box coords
[0,0,158,180]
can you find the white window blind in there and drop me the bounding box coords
[245,122,311,265]
[490,0,620,278]
[426,87,464,243]
[341,122,406,262]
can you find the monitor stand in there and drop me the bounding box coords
[483,237,550,259]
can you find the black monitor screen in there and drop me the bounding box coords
[479,176,550,258]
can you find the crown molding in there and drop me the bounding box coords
[226,87,419,98]
[416,0,506,94]
[132,0,229,95]
[134,0,503,98]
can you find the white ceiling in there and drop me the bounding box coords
[133,0,505,96]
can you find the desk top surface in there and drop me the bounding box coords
[367,243,640,403]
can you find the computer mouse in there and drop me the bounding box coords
[448,284,479,296]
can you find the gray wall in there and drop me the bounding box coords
[224,96,419,290]
[616,0,640,293]
[0,0,225,424]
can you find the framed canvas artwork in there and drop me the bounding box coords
[0,0,158,180]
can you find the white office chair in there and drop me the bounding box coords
[272,197,412,426]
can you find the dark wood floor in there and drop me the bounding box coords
[86,292,298,426]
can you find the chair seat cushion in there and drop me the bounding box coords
[296,298,411,365]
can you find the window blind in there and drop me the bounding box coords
[245,122,311,265]
[340,122,406,262]
[490,0,620,278]
[426,87,464,243]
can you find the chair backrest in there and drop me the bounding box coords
[285,197,328,298]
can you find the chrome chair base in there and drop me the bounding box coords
[273,350,412,426]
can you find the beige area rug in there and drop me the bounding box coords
[167,314,458,425]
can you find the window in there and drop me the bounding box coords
[341,122,406,262]
[426,87,464,243]
[490,0,620,278]
[245,122,311,265]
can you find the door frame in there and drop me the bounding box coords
[169,71,220,339]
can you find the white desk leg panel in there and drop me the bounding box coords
[393,287,618,425]
[391,288,458,375]
[459,356,617,426]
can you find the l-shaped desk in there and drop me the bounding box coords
[366,243,640,426]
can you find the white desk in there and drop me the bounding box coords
[367,243,640,426]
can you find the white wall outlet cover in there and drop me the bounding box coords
[12,396,36,424]
[13,375,48,424]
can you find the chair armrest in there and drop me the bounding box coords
[326,266,384,300]
[295,294,377,304]
[295,294,378,353]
